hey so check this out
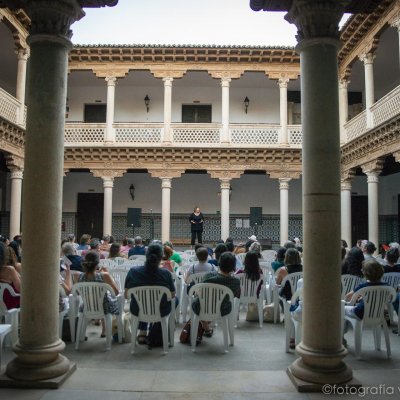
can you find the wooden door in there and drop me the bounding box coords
[77,193,104,240]
[351,196,368,247]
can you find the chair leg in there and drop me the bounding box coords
[233,298,240,328]
[168,313,175,348]
[373,325,381,351]
[181,291,189,323]
[273,288,279,324]
[354,321,362,359]
[70,316,76,343]
[382,322,391,358]
[75,316,84,350]
[222,317,229,353]
[161,317,169,354]
[257,299,263,328]
[130,317,139,354]
[228,313,235,346]
[105,314,112,351]
[191,316,200,352]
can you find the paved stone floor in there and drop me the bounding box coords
[1,316,400,399]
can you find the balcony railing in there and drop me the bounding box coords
[0,87,26,128]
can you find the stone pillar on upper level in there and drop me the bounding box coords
[340,169,355,248]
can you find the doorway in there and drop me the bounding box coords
[351,195,368,246]
[77,193,104,240]
[182,105,212,123]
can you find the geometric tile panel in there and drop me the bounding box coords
[379,215,399,244]
[0,212,10,238]
[61,212,76,237]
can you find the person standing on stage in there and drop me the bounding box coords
[189,206,204,245]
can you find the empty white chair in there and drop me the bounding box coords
[0,324,12,368]
[189,283,234,353]
[126,286,175,354]
[0,283,20,345]
[284,288,303,352]
[73,282,124,350]
[260,264,275,304]
[261,250,276,266]
[273,272,303,323]
[341,274,364,300]
[345,285,396,359]
[233,273,265,328]
[181,272,208,323]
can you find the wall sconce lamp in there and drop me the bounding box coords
[129,184,135,201]
[144,95,150,112]
[244,96,250,114]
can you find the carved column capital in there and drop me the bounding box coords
[161,177,172,189]
[338,78,350,90]
[105,76,117,86]
[208,170,243,180]
[278,76,290,88]
[389,12,400,31]
[359,52,376,65]
[279,178,291,190]
[102,177,114,188]
[5,154,24,172]
[361,159,384,176]
[162,77,174,86]
[16,47,30,61]
[219,179,231,190]
[285,0,345,43]
[340,168,355,183]
[220,77,231,87]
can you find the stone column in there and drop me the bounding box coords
[220,77,231,144]
[105,76,117,143]
[279,178,291,245]
[340,172,354,248]
[278,77,289,146]
[389,14,400,69]
[338,78,349,145]
[362,161,383,251]
[16,48,29,125]
[102,177,114,236]
[4,0,87,383]
[220,179,231,241]
[285,0,352,387]
[360,52,376,129]
[163,77,173,143]
[9,168,23,239]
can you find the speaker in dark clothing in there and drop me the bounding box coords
[127,208,142,227]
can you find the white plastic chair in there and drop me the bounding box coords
[233,273,265,328]
[99,259,117,270]
[109,267,130,292]
[273,272,303,323]
[73,282,124,350]
[341,274,364,300]
[189,283,234,353]
[181,272,208,323]
[236,253,247,264]
[126,286,175,354]
[128,255,146,262]
[113,257,128,266]
[0,283,20,345]
[59,286,71,340]
[261,250,276,265]
[0,324,12,368]
[260,264,275,304]
[382,273,400,325]
[345,285,396,359]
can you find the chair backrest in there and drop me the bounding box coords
[187,272,208,285]
[72,282,114,319]
[261,250,276,264]
[109,268,130,292]
[350,286,396,325]
[128,254,146,261]
[290,288,303,304]
[184,249,196,257]
[113,257,127,266]
[99,259,117,270]
[280,272,303,296]
[237,253,247,263]
[341,274,364,299]
[188,283,234,320]
[235,273,264,302]
[382,272,400,289]
[0,283,20,315]
[126,286,172,322]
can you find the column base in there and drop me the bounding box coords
[1,357,76,389]
[279,142,290,147]
[287,365,360,393]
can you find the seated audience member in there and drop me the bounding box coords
[124,243,176,344]
[100,234,111,252]
[192,252,240,336]
[77,234,91,251]
[164,241,182,266]
[344,259,388,322]
[108,243,127,260]
[249,241,262,259]
[341,247,364,277]
[276,248,302,301]
[67,233,79,250]
[283,240,296,250]
[0,242,21,309]
[245,235,257,252]
[82,239,106,259]
[185,247,215,283]
[59,262,72,313]
[362,241,376,260]
[1,236,21,274]
[271,247,286,273]
[74,251,120,337]
[209,243,228,267]
[62,242,83,271]
[235,250,263,297]
[128,236,146,258]
[384,247,400,273]
[120,237,130,254]
[160,245,175,272]
[9,235,22,263]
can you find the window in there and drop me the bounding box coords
[182,105,212,123]
[84,104,106,123]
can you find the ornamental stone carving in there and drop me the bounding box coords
[148,169,184,179]
[93,67,130,78]
[361,159,384,175]
[208,170,243,180]
[5,154,24,171]
[268,171,301,180]
[285,0,346,42]
[91,169,125,179]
